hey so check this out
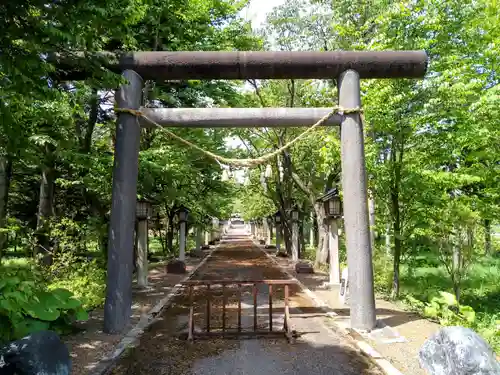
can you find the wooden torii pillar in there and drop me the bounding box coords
[56,51,427,333]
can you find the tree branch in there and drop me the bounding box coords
[247,79,267,107]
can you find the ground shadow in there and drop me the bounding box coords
[109,295,385,375]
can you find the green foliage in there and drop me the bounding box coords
[403,290,500,352]
[0,264,88,343]
[422,291,476,326]
[236,181,276,221]
[372,250,393,295]
[48,252,106,310]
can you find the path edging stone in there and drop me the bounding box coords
[88,243,221,375]
[252,239,404,375]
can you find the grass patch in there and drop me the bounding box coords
[373,250,500,353]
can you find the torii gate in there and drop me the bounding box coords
[58,50,427,334]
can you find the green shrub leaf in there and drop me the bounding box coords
[75,309,89,321]
[459,305,476,323]
[13,318,51,340]
[437,291,458,306]
[23,301,61,321]
[424,305,439,318]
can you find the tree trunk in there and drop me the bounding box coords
[166,213,174,253]
[283,218,292,255]
[299,218,305,259]
[309,212,315,246]
[368,191,376,250]
[390,155,402,299]
[100,222,109,259]
[462,227,473,270]
[314,202,329,267]
[313,215,319,247]
[452,242,462,303]
[83,89,99,153]
[484,219,491,255]
[385,222,391,256]
[0,156,12,259]
[391,210,401,299]
[35,145,55,265]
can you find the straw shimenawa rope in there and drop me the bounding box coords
[114,106,362,168]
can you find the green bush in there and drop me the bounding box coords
[422,291,476,326]
[372,251,393,294]
[0,265,88,343]
[47,251,106,310]
[403,291,500,353]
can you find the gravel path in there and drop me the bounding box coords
[110,227,384,375]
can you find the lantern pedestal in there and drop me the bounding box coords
[188,249,205,258]
[295,261,314,274]
[203,229,211,249]
[328,218,340,285]
[166,259,186,274]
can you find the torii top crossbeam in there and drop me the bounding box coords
[54,50,428,80]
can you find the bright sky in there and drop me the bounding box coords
[223,0,286,181]
[241,0,286,28]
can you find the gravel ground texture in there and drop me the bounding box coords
[110,228,384,375]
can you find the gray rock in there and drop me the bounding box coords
[419,326,500,375]
[0,330,70,375]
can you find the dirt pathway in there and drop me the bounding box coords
[110,227,384,375]
[66,255,207,375]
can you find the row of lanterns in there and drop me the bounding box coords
[136,199,190,222]
[249,187,342,224]
[136,187,342,224]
